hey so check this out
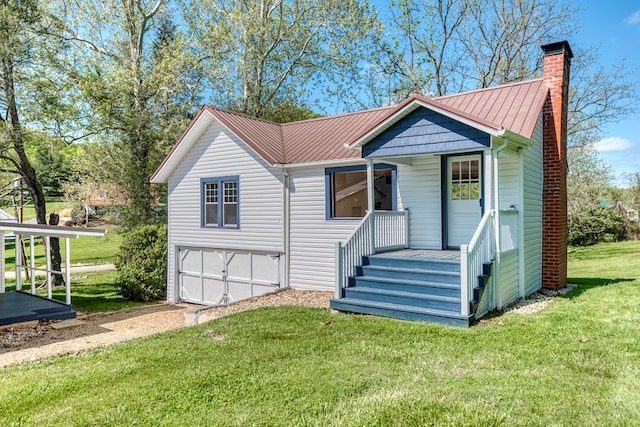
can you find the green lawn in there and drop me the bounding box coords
[1,241,639,426]
[18,200,69,222]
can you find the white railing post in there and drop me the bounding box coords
[404,208,410,248]
[460,245,469,316]
[335,242,343,298]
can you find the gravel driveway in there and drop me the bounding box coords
[0,289,332,368]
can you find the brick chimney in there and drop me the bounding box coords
[541,41,572,290]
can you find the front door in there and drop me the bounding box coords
[447,154,482,247]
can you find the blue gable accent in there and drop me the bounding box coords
[363,107,491,158]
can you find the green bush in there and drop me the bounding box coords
[115,224,167,301]
[568,207,625,246]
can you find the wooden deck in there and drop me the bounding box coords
[373,249,460,261]
[0,291,76,327]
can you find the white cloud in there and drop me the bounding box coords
[624,10,640,25]
[593,136,633,152]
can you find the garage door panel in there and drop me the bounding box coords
[181,275,203,303]
[252,283,276,297]
[180,249,202,274]
[203,277,225,304]
[227,253,251,281]
[252,255,279,283]
[228,281,253,301]
[203,250,224,276]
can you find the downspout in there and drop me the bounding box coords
[280,165,290,289]
[493,138,509,310]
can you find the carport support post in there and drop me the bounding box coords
[15,234,22,291]
[30,235,35,294]
[65,238,71,305]
[0,231,4,293]
[45,235,52,299]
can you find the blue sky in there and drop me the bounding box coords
[573,2,640,186]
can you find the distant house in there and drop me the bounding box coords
[151,41,573,326]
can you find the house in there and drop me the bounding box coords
[151,41,572,326]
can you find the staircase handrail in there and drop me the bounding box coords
[460,209,495,316]
[335,211,374,298]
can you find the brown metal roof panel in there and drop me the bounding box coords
[205,107,285,164]
[282,106,395,163]
[436,79,547,139]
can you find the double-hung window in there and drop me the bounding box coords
[201,177,239,228]
[325,164,396,219]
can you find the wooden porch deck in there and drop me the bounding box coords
[0,291,76,327]
[373,249,460,261]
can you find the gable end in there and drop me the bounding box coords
[363,107,490,158]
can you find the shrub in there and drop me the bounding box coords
[568,207,625,246]
[115,224,167,301]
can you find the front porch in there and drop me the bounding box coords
[330,207,517,327]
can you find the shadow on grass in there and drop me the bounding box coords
[563,277,634,299]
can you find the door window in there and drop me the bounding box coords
[451,159,480,200]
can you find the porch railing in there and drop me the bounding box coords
[460,209,495,316]
[335,209,409,298]
[374,210,410,252]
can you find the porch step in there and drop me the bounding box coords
[332,251,472,326]
[359,265,460,284]
[344,287,460,312]
[367,255,460,272]
[330,298,472,327]
[354,276,460,298]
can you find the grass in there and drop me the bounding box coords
[1,241,639,425]
[17,200,69,222]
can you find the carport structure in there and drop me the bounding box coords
[0,221,106,326]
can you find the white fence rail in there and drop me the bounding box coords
[460,210,495,316]
[335,210,409,298]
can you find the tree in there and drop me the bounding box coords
[0,0,70,284]
[52,1,200,226]
[0,0,47,224]
[184,0,380,118]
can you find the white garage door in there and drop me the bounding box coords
[178,247,281,305]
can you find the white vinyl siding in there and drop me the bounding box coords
[522,115,544,295]
[288,166,365,291]
[165,122,284,302]
[498,151,520,209]
[499,250,520,307]
[396,155,442,249]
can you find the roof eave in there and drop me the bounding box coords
[495,129,533,148]
[150,107,214,184]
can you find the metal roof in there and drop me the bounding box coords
[281,106,396,163]
[436,79,547,139]
[151,79,548,181]
[0,221,107,238]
